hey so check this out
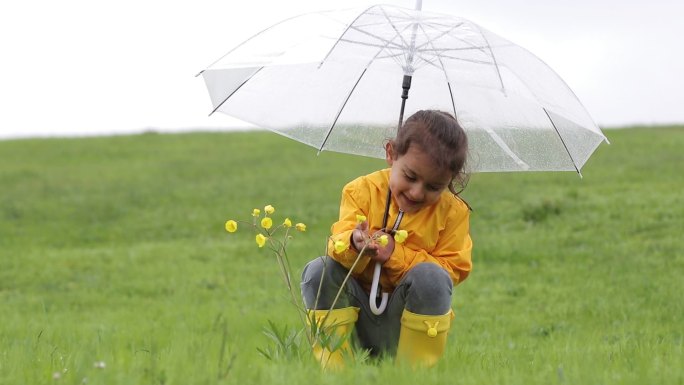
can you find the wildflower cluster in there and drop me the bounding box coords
[225,204,306,249]
[224,204,308,342]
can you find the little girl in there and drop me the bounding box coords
[301,110,472,369]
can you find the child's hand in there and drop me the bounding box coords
[351,220,371,252]
[351,221,394,264]
[370,229,394,264]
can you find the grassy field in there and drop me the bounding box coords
[1,126,682,384]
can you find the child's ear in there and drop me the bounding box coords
[385,142,395,166]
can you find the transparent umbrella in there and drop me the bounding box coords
[198,1,608,314]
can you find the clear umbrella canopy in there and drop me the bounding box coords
[200,5,607,173]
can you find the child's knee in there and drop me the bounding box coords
[404,263,453,314]
[409,263,452,292]
[300,257,348,308]
[302,257,324,280]
[301,258,327,293]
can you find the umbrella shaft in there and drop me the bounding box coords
[398,74,413,128]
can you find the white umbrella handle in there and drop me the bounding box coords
[369,262,388,315]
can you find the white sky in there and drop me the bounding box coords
[1,0,682,139]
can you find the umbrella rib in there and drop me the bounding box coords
[318,4,402,68]
[414,21,493,58]
[416,23,457,117]
[438,55,495,65]
[335,8,416,61]
[317,68,369,154]
[410,45,454,71]
[345,14,418,71]
[413,53,442,70]
[417,23,452,72]
[543,108,582,176]
[376,50,494,68]
[385,44,502,67]
[377,6,412,55]
[474,25,506,95]
[483,128,531,171]
[347,26,407,50]
[318,28,406,153]
[413,22,466,51]
[336,38,400,50]
[447,82,458,118]
[417,45,496,53]
[208,67,264,116]
[425,41,517,51]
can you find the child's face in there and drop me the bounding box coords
[386,143,452,214]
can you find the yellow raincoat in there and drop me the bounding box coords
[328,169,472,293]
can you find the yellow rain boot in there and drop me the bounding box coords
[396,309,454,368]
[307,307,359,370]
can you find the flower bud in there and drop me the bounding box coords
[225,220,238,233]
[255,233,267,248]
[394,229,408,244]
[334,240,348,253]
[378,234,389,246]
[264,205,275,215]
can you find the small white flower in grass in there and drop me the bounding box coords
[93,361,106,369]
[53,372,62,380]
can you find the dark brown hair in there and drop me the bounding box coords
[390,110,469,195]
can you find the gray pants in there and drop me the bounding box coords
[300,257,453,355]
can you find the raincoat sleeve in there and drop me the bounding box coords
[383,205,472,286]
[326,179,372,275]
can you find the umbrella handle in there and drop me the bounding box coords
[369,262,389,315]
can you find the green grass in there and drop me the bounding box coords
[1,127,683,384]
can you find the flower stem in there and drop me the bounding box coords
[313,243,367,341]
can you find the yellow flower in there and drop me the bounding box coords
[283,218,292,228]
[261,217,273,230]
[334,240,348,253]
[295,223,307,232]
[264,204,275,215]
[378,234,389,246]
[255,233,267,248]
[224,220,238,233]
[356,214,367,223]
[394,229,408,244]
[252,208,261,217]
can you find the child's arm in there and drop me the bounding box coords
[326,181,373,274]
[382,208,473,286]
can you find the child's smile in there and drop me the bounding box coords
[386,144,452,214]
